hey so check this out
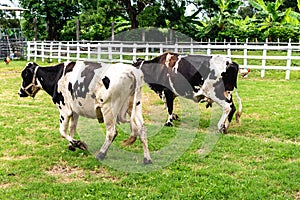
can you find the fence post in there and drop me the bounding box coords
[285,40,292,80]
[160,43,163,54]
[27,41,31,61]
[87,43,91,60]
[207,38,211,55]
[76,41,80,60]
[58,42,62,63]
[261,41,267,78]
[174,43,178,53]
[49,41,53,63]
[227,43,231,58]
[119,43,123,63]
[133,43,137,61]
[243,39,248,69]
[34,41,37,62]
[145,43,149,60]
[41,41,45,62]
[108,43,112,62]
[67,42,70,62]
[97,43,101,63]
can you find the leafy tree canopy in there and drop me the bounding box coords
[3,0,300,42]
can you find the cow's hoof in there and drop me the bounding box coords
[68,144,76,151]
[206,102,212,108]
[165,122,173,127]
[78,141,88,151]
[172,114,179,121]
[143,158,152,165]
[96,152,106,160]
[71,140,88,150]
[218,124,227,134]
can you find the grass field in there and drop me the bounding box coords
[0,60,299,199]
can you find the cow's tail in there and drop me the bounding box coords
[122,69,144,146]
[235,88,242,123]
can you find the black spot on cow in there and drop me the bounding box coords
[78,101,82,106]
[68,82,73,97]
[100,99,103,102]
[102,76,110,90]
[136,101,140,106]
[72,62,102,99]
[53,92,65,106]
[61,115,64,121]
[83,61,102,69]
[65,62,76,75]
[91,93,96,99]
[209,70,217,79]
[60,119,62,123]
[213,79,226,101]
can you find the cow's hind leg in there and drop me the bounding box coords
[235,89,242,123]
[123,89,152,164]
[96,107,118,160]
[123,112,152,164]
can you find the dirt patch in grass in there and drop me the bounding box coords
[0,183,12,189]
[46,162,119,183]
[294,191,300,200]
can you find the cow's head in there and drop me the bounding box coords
[19,62,41,98]
[132,58,145,69]
[221,61,239,91]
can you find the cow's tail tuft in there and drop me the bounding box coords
[235,89,242,123]
[122,136,137,146]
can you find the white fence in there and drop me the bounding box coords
[27,40,300,80]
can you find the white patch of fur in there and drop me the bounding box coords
[209,55,231,77]
[165,53,173,68]
[167,73,179,96]
[193,55,231,100]
[172,55,186,73]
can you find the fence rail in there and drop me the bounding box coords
[27,40,300,80]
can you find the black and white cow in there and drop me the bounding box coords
[19,61,152,164]
[133,52,242,133]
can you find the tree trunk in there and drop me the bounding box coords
[120,0,139,29]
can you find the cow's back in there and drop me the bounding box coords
[58,61,138,119]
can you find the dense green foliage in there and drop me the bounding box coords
[1,0,300,42]
[0,60,299,199]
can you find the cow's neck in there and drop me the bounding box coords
[36,65,64,97]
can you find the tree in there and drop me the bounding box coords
[200,0,242,39]
[20,0,81,40]
[249,0,300,41]
[195,0,241,18]
[61,0,126,41]
[0,1,20,30]
[116,0,155,29]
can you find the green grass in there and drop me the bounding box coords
[0,60,299,199]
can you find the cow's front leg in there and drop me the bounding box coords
[217,103,231,133]
[164,90,177,126]
[59,114,76,151]
[69,113,87,151]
